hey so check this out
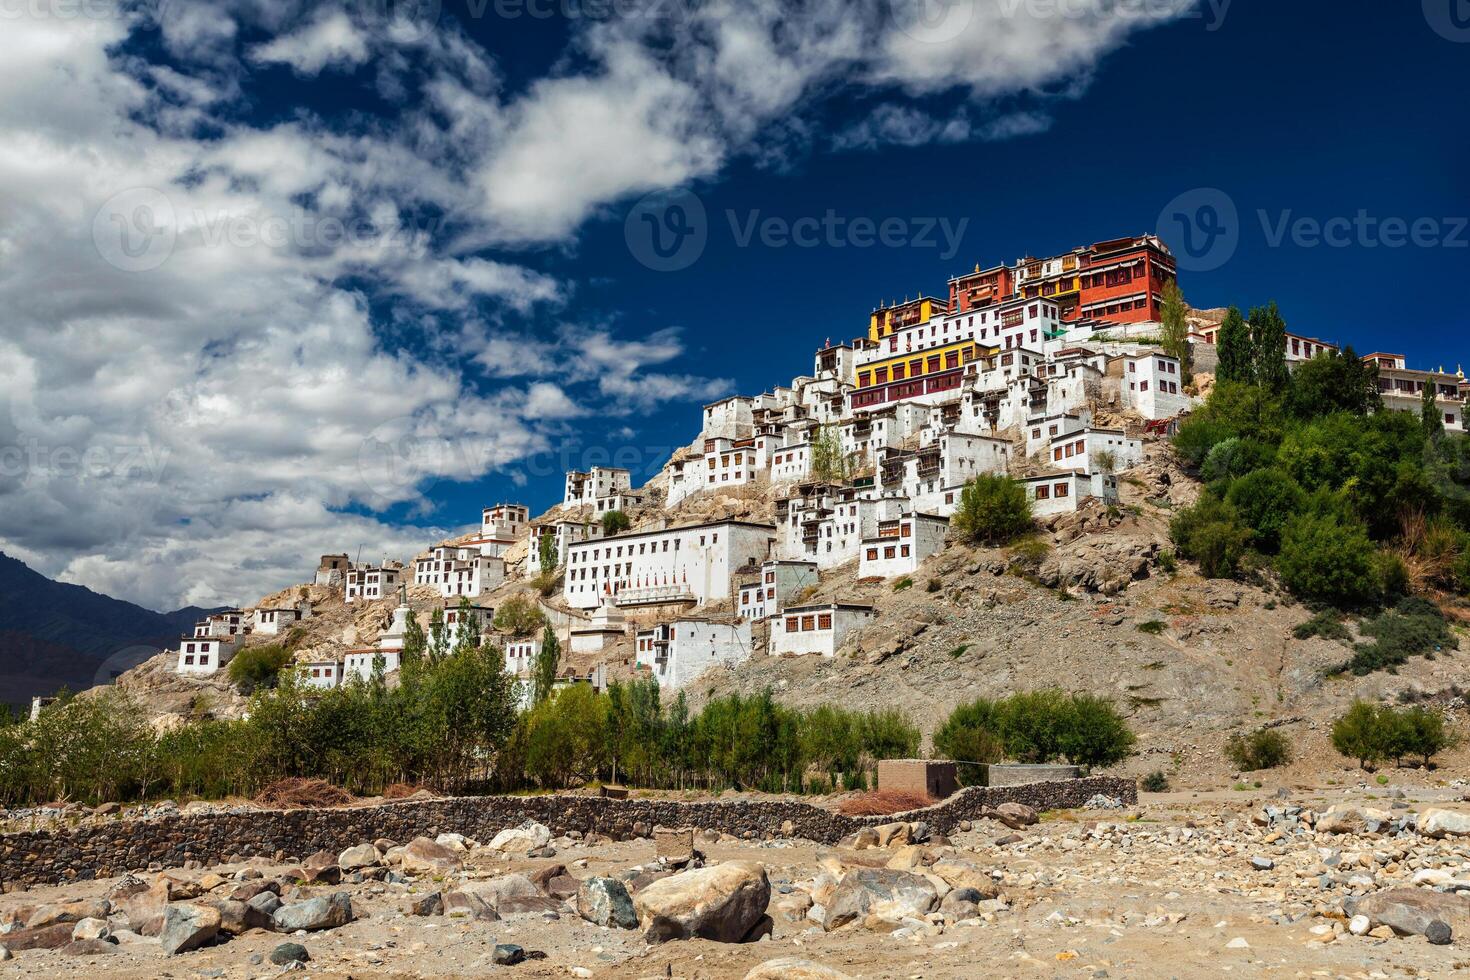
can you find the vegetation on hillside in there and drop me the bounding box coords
[952,474,1034,546]
[932,689,1135,784]
[1331,699,1455,769]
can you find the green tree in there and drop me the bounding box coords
[1277,513,1379,607]
[1057,694,1136,768]
[1248,301,1290,393]
[451,596,481,655]
[1422,380,1445,444]
[811,424,852,484]
[1331,700,1387,769]
[226,643,292,692]
[952,474,1033,546]
[401,610,425,668]
[1225,727,1292,770]
[1159,280,1191,376]
[538,529,559,571]
[601,510,631,537]
[1224,468,1306,553]
[532,626,561,705]
[1215,306,1253,384]
[1169,493,1253,577]
[427,607,449,664]
[1285,346,1380,418]
[494,594,548,636]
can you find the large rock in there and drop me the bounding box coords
[577,877,638,929]
[3,923,77,951]
[989,802,1039,829]
[744,958,855,980]
[400,837,464,877]
[271,893,353,933]
[823,868,939,932]
[1351,888,1470,944]
[199,897,272,935]
[635,861,771,944]
[1420,808,1470,839]
[928,860,999,898]
[339,843,381,870]
[70,918,112,942]
[457,874,547,915]
[159,903,221,955]
[1318,803,1394,835]
[486,820,552,853]
[530,864,580,900]
[301,850,343,885]
[119,880,173,934]
[444,889,499,921]
[25,899,109,930]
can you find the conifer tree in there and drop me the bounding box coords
[1215,306,1253,384]
[1159,280,1192,377]
[427,607,448,664]
[532,626,560,705]
[1422,379,1445,443]
[1248,301,1290,392]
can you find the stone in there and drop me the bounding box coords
[655,828,696,865]
[247,891,282,917]
[199,873,227,891]
[301,850,343,885]
[635,861,772,944]
[1250,857,1274,871]
[271,893,353,933]
[1224,937,1250,949]
[1351,888,1466,944]
[406,892,444,916]
[229,880,278,903]
[26,899,108,929]
[991,802,1039,829]
[1419,808,1470,839]
[159,903,221,955]
[444,890,498,921]
[435,832,472,852]
[928,860,999,899]
[872,823,911,848]
[493,943,526,965]
[577,877,638,929]
[4,923,77,951]
[776,891,814,922]
[400,837,464,877]
[70,917,112,942]
[339,843,381,870]
[458,874,545,915]
[486,820,552,854]
[1317,804,1394,835]
[270,942,310,965]
[199,897,272,935]
[939,887,986,921]
[1349,914,1371,936]
[823,869,939,932]
[62,938,116,956]
[744,957,855,979]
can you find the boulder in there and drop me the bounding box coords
[436,832,473,852]
[635,861,772,944]
[1351,888,1470,944]
[246,891,282,917]
[26,899,109,930]
[444,889,498,921]
[493,943,526,965]
[529,864,581,900]
[62,938,115,956]
[775,892,814,923]
[822,869,939,932]
[270,941,310,965]
[339,843,381,870]
[744,960,855,980]
[990,802,1039,829]
[1420,808,1470,839]
[928,860,999,898]
[872,823,911,848]
[159,903,221,955]
[486,820,552,854]
[271,893,353,933]
[228,880,279,903]
[939,887,986,920]
[1318,804,1394,835]
[405,892,444,916]
[3,923,77,951]
[119,880,173,933]
[577,877,638,929]
[301,850,343,885]
[458,874,546,915]
[400,837,464,877]
[199,897,272,935]
[70,918,112,942]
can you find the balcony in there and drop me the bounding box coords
[615,586,696,608]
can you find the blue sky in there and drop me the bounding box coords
[1,0,1466,609]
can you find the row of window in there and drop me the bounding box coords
[784,614,834,632]
[864,545,913,561]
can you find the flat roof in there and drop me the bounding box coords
[782,602,876,613]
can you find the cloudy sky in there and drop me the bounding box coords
[1,1,1465,610]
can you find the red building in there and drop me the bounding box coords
[1014,235,1176,326]
[947,264,1015,314]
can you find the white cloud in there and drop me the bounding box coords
[250,10,370,75]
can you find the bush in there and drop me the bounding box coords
[1202,438,1274,484]
[952,475,1034,546]
[1277,513,1379,607]
[933,690,1136,775]
[1292,610,1351,643]
[1057,693,1137,768]
[1343,596,1457,675]
[493,594,548,636]
[932,698,1005,786]
[227,644,292,691]
[1141,770,1170,792]
[1169,494,1253,578]
[1330,700,1452,769]
[1332,700,1386,768]
[1224,469,1305,553]
[601,510,631,536]
[1225,727,1293,771]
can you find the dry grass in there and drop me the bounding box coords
[381,782,435,800]
[834,789,937,817]
[253,777,354,809]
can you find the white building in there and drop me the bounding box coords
[769,603,877,657]
[562,520,776,611]
[252,601,311,636]
[737,560,819,621]
[1020,470,1120,517]
[175,634,238,675]
[194,611,246,638]
[1117,352,1188,420]
[1042,427,1143,474]
[345,563,402,603]
[414,544,505,599]
[564,467,640,513]
[444,600,494,637]
[527,519,602,576]
[315,554,349,588]
[300,658,340,690]
[569,601,626,654]
[342,647,397,684]
[504,638,537,676]
[859,512,950,579]
[634,618,753,690]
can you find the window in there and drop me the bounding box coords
[818,614,833,630]
[785,616,799,632]
[866,548,878,560]
[1055,483,1070,498]
[801,616,816,631]
[1035,485,1050,500]
[884,546,896,559]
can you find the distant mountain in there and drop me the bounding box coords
[0,553,225,706]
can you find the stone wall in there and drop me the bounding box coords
[0,776,1133,889]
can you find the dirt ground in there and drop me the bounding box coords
[5,783,1470,979]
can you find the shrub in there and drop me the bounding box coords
[1169,494,1253,578]
[1292,610,1351,643]
[1056,694,1137,768]
[227,644,293,691]
[1224,469,1305,553]
[493,594,548,636]
[601,510,631,536]
[1225,728,1293,771]
[952,475,1034,546]
[893,576,914,592]
[1141,770,1169,792]
[933,698,1005,786]
[1202,438,1274,484]
[1331,700,1387,769]
[1157,550,1178,574]
[1327,701,1452,769]
[1137,620,1166,635]
[1277,513,1379,607]
[1393,705,1453,767]
[934,690,1135,775]
[1344,596,1457,675]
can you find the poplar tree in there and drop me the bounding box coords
[533,626,560,705]
[1248,301,1290,393]
[1159,280,1192,377]
[1422,380,1445,443]
[1215,306,1253,384]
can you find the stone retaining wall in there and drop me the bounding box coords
[0,776,1133,889]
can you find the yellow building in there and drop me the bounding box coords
[855,339,995,390]
[868,296,948,343]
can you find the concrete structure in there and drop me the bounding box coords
[737,560,819,621]
[769,602,877,657]
[345,563,402,604]
[414,544,505,599]
[1117,352,1188,420]
[504,639,537,676]
[175,634,237,675]
[859,512,949,579]
[1364,353,1467,432]
[301,658,340,690]
[194,611,246,638]
[634,618,753,690]
[562,520,776,611]
[877,759,959,800]
[315,554,349,588]
[252,602,310,636]
[1019,471,1119,517]
[527,519,602,576]
[569,602,626,654]
[985,764,1083,787]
